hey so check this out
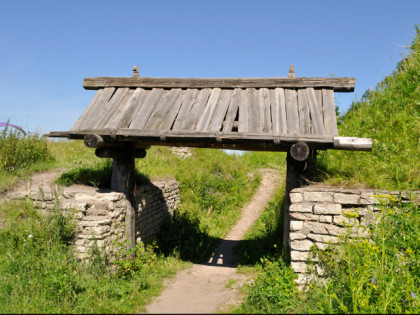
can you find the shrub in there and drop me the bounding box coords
[0,125,53,173]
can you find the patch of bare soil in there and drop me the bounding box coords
[144,168,282,314]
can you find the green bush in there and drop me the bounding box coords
[0,126,53,173]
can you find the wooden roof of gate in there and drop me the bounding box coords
[47,66,372,152]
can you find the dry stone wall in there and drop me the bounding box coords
[288,186,417,285]
[7,179,180,261]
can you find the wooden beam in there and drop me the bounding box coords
[84,134,104,148]
[333,137,372,151]
[83,76,356,92]
[290,142,310,161]
[111,150,136,255]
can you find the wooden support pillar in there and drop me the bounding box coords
[111,147,137,254]
[283,142,310,253]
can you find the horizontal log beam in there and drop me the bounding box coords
[83,76,355,92]
[333,137,372,151]
[47,131,372,152]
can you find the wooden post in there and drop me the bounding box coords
[283,148,308,253]
[111,146,137,255]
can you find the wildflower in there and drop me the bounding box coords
[411,292,416,298]
[371,277,376,284]
[28,234,33,239]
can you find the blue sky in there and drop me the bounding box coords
[0,0,419,134]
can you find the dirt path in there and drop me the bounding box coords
[144,168,283,314]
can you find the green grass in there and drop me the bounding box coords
[0,199,186,313]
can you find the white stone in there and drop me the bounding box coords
[291,240,314,251]
[302,222,329,235]
[290,232,307,240]
[290,192,303,203]
[304,191,334,202]
[289,203,313,213]
[290,213,319,221]
[291,262,307,273]
[307,233,339,243]
[313,203,342,215]
[290,220,304,231]
[319,215,332,223]
[291,250,310,261]
[333,215,358,226]
[334,193,360,204]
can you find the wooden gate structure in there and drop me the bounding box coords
[47,66,372,252]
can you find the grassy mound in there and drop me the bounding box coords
[314,26,420,190]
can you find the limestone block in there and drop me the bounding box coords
[307,233,339,243]
[290,192,303,203]
[319,215,332,223]
[98,192,125,201]
[62,201,88,211]
[291,262,307,273]
[290,232,307,240]
[315,242,328,250]
[291,239,314,251]
[290,213,319,221]
[79,218,112,227]
[333,215,358,226]
[334,193,360,205]
[289,203,313,213]
[325,224,347,236]
[313,203,342,215]
[301,222,329,235]
[359,192,377,205]
[291,250,310,261]
[75,193,97,200]
[304,191,334,202]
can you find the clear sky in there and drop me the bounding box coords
[0,0,419,134]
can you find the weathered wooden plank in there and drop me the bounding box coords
[238,89,249,133]
[172,89,198,130]
[246,88,259,132]
[159,89,187,130]
[104,89,136,129]
[183,88,211,131]
[144,89,182,130]
[208,89,233,132]
[71,89,103,131]
[306,88,325,135]
[270,88,287,134]
[284,89,299,135]
[129,88,164,129]
[297,89,311,134]
[258,88,271,133]
[115,88,149,129]
[222,88,241,132]
[72,88,115,131]
[84,76,356,92]
[314,89,323,134]
[322,88,338,136]
[196,88,221,131]
[90,88,130,130]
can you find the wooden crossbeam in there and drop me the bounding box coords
[83,77,355,92]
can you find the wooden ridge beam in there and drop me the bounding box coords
[83,77,356,92]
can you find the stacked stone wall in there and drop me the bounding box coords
[7,179,180,261]
[289,186,417,285]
